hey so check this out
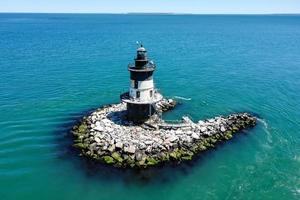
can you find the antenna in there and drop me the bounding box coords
[136,41,144,48]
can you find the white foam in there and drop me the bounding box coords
[174,96,191,101]
[257,118,273,143]
[257,118,268,129]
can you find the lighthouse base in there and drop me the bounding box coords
[126,103,155,123]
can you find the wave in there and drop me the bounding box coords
[257,118,273,144]
[257,118,268,129]
[174,96,192,101]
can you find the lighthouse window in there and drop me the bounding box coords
[134,81,138,89]
[150,90,153,97]
[136,91,140,98]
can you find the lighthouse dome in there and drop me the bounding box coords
[137,47,146,52]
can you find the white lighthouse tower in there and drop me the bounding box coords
[121,44,162,122]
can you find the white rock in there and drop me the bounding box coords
[200,127,207,132]
[125,145,136,154]
[144,140,153,145]
[168,135,178,142]
[95,127,104,132]
[198,120,205,125]
[192,132,200,140]
[106,127,113,132]
[168,99,174,104]
[138,143,147,149]
[208,119,215,123]
[186,131,192,136]
[91,116,97,122]
[102,118,111,124]
[146,146,152,153]
[115,142,123,149]
[220,126,226,132]
[108,144,115,152]
[94,137,101,143]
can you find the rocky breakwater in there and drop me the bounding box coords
[72,100,256,168]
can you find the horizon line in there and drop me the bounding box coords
[0,12,300,15]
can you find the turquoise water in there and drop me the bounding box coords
[0,14,300,199]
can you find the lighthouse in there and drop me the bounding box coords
[121,45,162,122]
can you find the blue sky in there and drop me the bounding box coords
[1,0,300,14]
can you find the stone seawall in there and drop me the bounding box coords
[72,100,256,168]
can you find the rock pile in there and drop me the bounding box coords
[72,100,256,168]
[155,98,177,112]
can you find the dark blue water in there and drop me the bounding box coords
[0,14,300,199]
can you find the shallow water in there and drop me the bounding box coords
[0,14,300,200]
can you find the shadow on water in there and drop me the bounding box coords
[53,105,261,186]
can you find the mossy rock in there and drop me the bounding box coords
[130,163,136,168]
[102,156,115,164]
[137,158,147,167]
[146,157,159,166]
[73,143,88,150]
[169,152,177,159]
[198,144,207,151]
[77,123,88,134]
[170,148,182,160]
[158,152,169,162]
[181,154,193,161]
[169,148,194,161]
[72,125,78,130]
[215,134,221,139]
[232,126,239,132]
[74,138,82,143]
[224,131,233,140]
[210,138,217,144]
[181,149,194,161]
[202,140,211,147]
[92,154,100,160]
[190,145,199,153]
[114,162,123,168]
[126,157,135,165]
[111,152,123,163]
[183,149,194,156]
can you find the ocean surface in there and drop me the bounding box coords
[0,14,299,200]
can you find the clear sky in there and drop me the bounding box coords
[1,0,300,14]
